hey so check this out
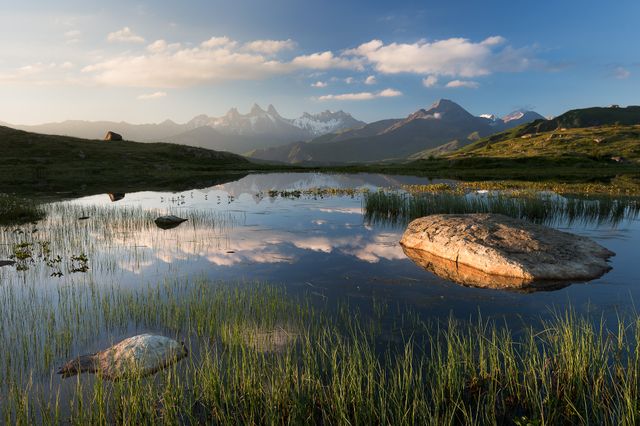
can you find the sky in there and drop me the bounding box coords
[0,0,638,124]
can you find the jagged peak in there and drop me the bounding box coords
[226,107,240,118]
[266,104,280,116]
[429,98,457,109]
[250,103,264,114]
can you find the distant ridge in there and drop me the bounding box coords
[249,99,545,164]
[518,105,640,134]
[2,105,366,155]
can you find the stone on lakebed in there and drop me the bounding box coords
[399,213,614,289]
[154,215,188,230]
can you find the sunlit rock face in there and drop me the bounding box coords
[400,214,615,289]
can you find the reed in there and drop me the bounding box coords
[364,190,640,227]
[2,277,640,424]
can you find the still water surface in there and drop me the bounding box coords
[56,172,640,324]
[1,171,639,412]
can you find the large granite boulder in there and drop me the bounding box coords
[400,214,614,289]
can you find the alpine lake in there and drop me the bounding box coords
[2,172,640,424]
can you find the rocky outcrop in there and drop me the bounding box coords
[104,131,123,141]
[400,214,614,288]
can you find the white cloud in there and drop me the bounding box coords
[83,36,364,88]
[445,79,480,88]
[422,75,438,87]
[10,33,536,90]
[291,51,363,71]
[317,88,401,101]
[346,36,526,78]
[614,67,630,79]
[311,81,327,88]
[378,88,402,97]
[137,91,167,100]
[201,36,236,49]
[244,39,295,54]
[82,44,290,87]
[147,40,168,53]
[64,29,81,38]
[64,29,81,44]
[107,27,145,44]
[0,62,78,86]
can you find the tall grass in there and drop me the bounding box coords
[364,190,640,227]
[2,277,640,424]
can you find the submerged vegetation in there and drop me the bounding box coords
[364,190,640,227]
[3,278,640,424]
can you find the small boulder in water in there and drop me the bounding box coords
[0,260,16,267]
[155,215,188,230]
[57,334,188,380]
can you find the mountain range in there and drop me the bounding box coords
[248,100,545,164]
[3,105,365,155]
[2,100,544,162]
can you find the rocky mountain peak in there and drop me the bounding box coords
[266,104,280,116]
[250,103,265,115]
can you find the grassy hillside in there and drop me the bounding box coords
[0,125,257,196]
[451,124,640,162]
[521,106,640,134]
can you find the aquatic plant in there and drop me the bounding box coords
[364,190,640,227]
[2,276,640,424]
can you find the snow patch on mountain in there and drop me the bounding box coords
[185,105,365,139]
[291,110,365,136]
[503,111,525,122]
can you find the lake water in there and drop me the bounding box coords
[13,173,639,320]
[1,172,639,411]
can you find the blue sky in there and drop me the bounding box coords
[0,0,638,124]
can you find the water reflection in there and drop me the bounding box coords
[401,246,574,293]
[1,172,639,318]
[108,192,125,202]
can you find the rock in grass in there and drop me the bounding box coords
[154,215,188,230]
[400,213,614,288]
[57,334,187,381]
[104,131,123,141]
